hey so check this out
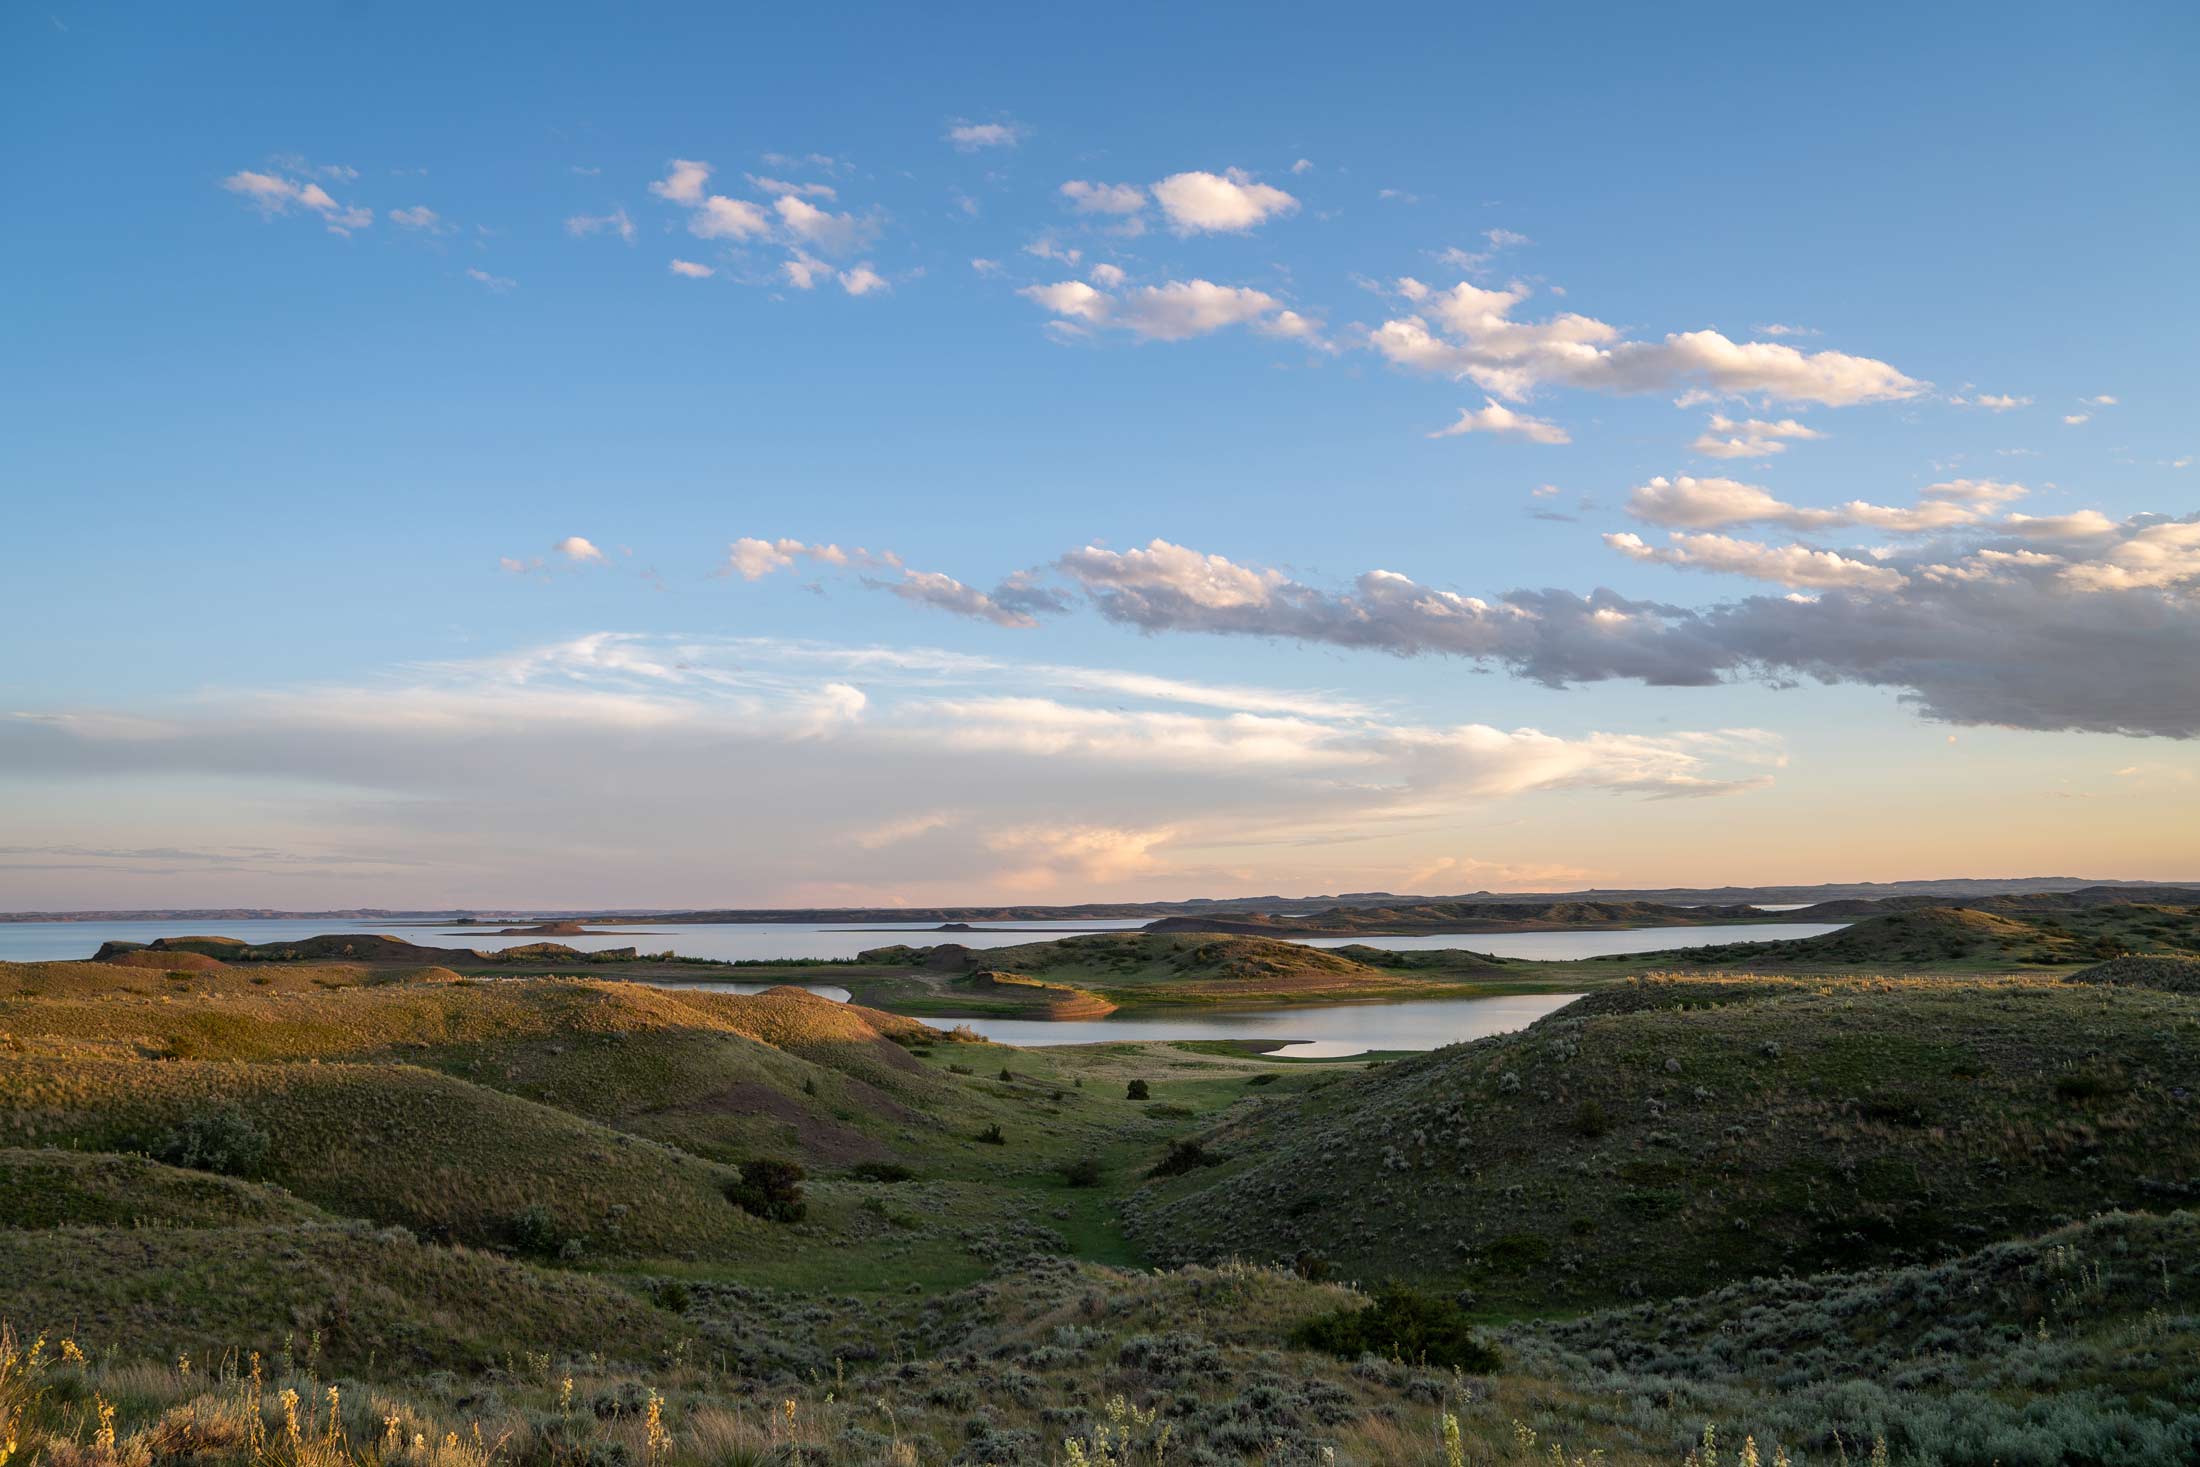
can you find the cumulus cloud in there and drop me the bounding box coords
[1428,398,1571,445]
[647,159,711,205]
[1150,169,1298,234]
[566,206,635,242]
[1060,180,1146,215]
[1952,392,2032,411]
[465,267,517,292]
[221,167,373,234]
[869,569,1041,628]
[389,205,445,232]
[946,120,1023,150]
[668,259,715,279]
[1369,281,1922,407]
[838,264,888,296]
[722,538,872,580]
[554,536,606,563]
[773,194,871,254]
[1019,277,1319,345]
[747,175,836,200]
[691,194,772,240]
[1606,531,1908,592]
[1691,414,1824,459]
[1625,475,2027,534]
[1046,531,2200,737]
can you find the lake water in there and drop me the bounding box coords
[924,991,1585,1056]
[0,916,1847,965]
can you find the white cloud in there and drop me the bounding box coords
[838,264,888,296]
[668,258,715,279]
[873,569,1037,628]
[1626,475,2027,534]
[747,175,837,200]
[1370,282,1922,407]
[691,195,772,241]
[554,536,605,563]
[1952,392,2032,411]
[648,159,711,205]
[221,168,373,234]
[465,267,517,292]
[1020,277,1315,344]
[1691,414,1824,459]
[1606,531,1908,592]
[782,253,828,290]
[390,205,445,232]
[1428,399,1570,445]
[1088,263,1127,288]
[946,120,1023,150]
[1060,180,1146,215]
[969,257,1002,275]
[1150,169,1299,234]
[773,194,869,254]
[2058,520,2200,592]
[1290,158,1313,174]
[565,206,635,242]
[720,539,900,581]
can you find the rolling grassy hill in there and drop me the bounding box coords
[1653,902,2200,971]
[858,931,1511,1009]
[1144,899,1764,935]
[1122,974,2200,1308]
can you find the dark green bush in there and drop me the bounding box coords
[851,1160,915,1183]
[1292,1285,1503,1372]
[1245,1072,1279,1087]
[975,1124,1007,1145]
[154,1105,271,1177]
[1148,1138,1220,1178]
[508,1203,564,1256]
[1570,1099,1609,1138]
[726,1157,808,1222]
[1125,1079,1151,1100]
[1061,1156,1104,1188]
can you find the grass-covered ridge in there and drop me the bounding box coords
[1122,973,2200,1306]
[850,930,1513,1012]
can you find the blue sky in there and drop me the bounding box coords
[4,2,2197,907]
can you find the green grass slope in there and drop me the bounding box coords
[0,977,977,1169]
[1,1221,684,1369]
[0,1146,326,1229]
[1123,974,2200,1308]
[0,1055,761,1257]
[1507,1207,2200,1464]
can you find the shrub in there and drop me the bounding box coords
[1061,1156,1104,1188]
[1148,1138,1221,1178]
[1246,1072,1280,1086]
[999,1068,1018,1083]
[508,1204,564,1256]
[851,1160,915,1183]
[1292,1285,1503,1372]
[1126,1079,1151,1100]
[726,1158,808,1222]
[154,1105,270,1177]
[948,1064,975,1075]
[1570,1099,1609,1138]
[975,1124,1007,1146]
